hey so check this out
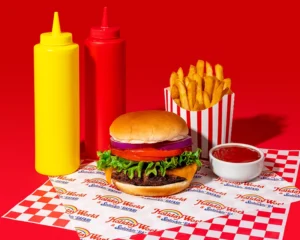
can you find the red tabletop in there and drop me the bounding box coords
[1,1,300,239]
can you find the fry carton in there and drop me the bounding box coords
[164,87,235,159]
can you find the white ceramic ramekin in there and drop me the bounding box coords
[209,143,265,182]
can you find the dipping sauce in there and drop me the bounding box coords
[212,146,261,163]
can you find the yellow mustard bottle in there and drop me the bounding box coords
[34,12,80,176]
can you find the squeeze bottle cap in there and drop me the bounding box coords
[40,12,73,46]
[90,7,120,39]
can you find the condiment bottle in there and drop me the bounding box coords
[84,7,126,159]
[34,12,80,175]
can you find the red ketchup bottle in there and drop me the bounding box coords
[84,7,126,159]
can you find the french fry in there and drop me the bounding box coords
[223,78,231,90]
[205,61,213,76]
[222,87,233,96]
[177,67,184,83]
[203,91,211,109]
[192,101,198,111]
[188,65,196,79]
[170,72,177,87]
[193,73,202,88]
[193,101,199,111]
[213,78,220,94]
[187,80,197,111]
[222,88,229,97]
[176,80,189,110]
[196,60,205,77]
[215,64,224,81]
[184,77,191,88]
[204,76,215,100]
[171,84,180,99]
[193,73,204,105]
[193,100,205,111]
[173,98,181,107]
[196,86,204,106]
[211,82,224,106]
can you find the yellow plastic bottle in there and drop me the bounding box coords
[34,12,80,176]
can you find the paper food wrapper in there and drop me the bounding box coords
[49,160,300,240]
[164,87,235,159]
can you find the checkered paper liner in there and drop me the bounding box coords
[2,179,74,230]
[125,207,288,240]
[2,149,300,240]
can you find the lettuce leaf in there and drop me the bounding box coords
[96,149,202,180]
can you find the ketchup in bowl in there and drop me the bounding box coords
[209,143,265,182]
[212,146,261,163]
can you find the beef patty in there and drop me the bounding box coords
[112,171,186,186]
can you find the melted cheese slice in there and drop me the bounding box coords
[104,163,198,184]
[104,167,113,184]
[166,163,198,181]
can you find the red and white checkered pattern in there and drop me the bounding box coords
[2,180,73,230]
[2,149,300,240]
[126,206,287,240]
[262,149,300,184]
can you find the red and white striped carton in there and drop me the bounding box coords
[164,87,235,159]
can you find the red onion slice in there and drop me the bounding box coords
[110,136,192,151]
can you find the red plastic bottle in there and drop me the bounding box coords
[84,7,126,159]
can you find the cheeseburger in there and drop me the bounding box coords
[96,110,202,196]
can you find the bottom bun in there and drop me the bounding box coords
[111,179,192,197]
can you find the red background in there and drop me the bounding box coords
[1,0,300,239]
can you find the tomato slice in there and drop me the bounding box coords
[111,148,165,162]
[130,148,185,157]
[111,148,186,162]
